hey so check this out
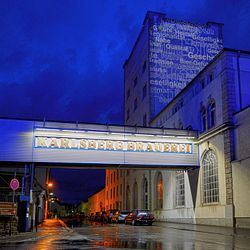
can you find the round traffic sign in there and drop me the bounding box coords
[10,178,19,191]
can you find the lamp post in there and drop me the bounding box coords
[45,182,53,219]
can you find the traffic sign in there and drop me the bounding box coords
[10,178,19,191]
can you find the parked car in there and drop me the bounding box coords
[111,210,130,223]
[100,211,108,223]
[106,209,118,223]
[124,209,154,226]
[89,213,95,221]
[94,212,101,221]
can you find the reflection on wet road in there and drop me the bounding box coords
[1,219,250,249]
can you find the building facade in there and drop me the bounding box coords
[106,10,223,220]
[123,11,223,125]
[88,187,105,215]
[105,10,250,228]
[124,49,250,228]
[105,169,125,211]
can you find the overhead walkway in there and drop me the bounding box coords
[0,118,199,170]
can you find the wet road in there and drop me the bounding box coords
[1,219,250,249]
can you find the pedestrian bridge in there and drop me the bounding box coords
[0,118,199,169]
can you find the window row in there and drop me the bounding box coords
[155,69,216,127]
[200,100,216,132]
[126,84,147,113]
[106,170,123,186]
[125,149,219,210]
[126,60,147,99]
[126,108,148,127]
[107,184,123,200]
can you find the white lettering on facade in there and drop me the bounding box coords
[35,136,192,154]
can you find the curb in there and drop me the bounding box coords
[58,219,74,233]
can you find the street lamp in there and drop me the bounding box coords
[45,182,54,219]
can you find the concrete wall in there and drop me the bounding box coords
[88,188,105,215]
[124,19,150,126]
[195,135,234,227]
[105,169,124,210]
[232,107,250,228]
[149,50,247,227]
[124,169,195,223]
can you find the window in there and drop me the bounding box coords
[134,98,137,111]
[143,114,147,127]
[142,61,147,73]
[156,172,163,209]
[176,171,185,207]
[201,78,205,89]
[179,121,183,129]
[110,189,112,199]
[179,98,183,108]
[209,72,213,82]
[200,107,206,132]
[208,102,216,129]
[127,89,130,100]
[126,109,130,121]
[133,77,138,88]
[133,182,138,209]
[120,184,122,195]
[126,185,131,210]
[142,178,148,209]
[116,186,118,197]
[142,84,147,99]
[111,173,112,184]
[202,149,219,203]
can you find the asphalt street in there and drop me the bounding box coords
[0,219,250,249]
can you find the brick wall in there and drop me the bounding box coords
[0,216,18,236]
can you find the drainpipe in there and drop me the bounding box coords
[237,51,242,110]
[149,170,152,211]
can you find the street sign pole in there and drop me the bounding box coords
[10,176,20,203]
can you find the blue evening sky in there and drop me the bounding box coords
[1,0,249,203]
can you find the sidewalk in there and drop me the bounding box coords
[157,221,250,239]
[0,219,71,244]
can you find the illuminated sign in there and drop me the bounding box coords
[148,16,223,117]
[35,136,192,154]
[0,118,199,166]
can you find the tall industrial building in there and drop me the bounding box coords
[124,11,223,126]
[106,11,223,213]
[104,11,250,228]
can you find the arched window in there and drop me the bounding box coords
[133,182,138,209]
[142,178,148,209]
[126,185,131,210]
[200,107,206,132]
[155,172,163,209]
[208,102,216,129]
[175,171,185,207]
[202,149,219,203]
